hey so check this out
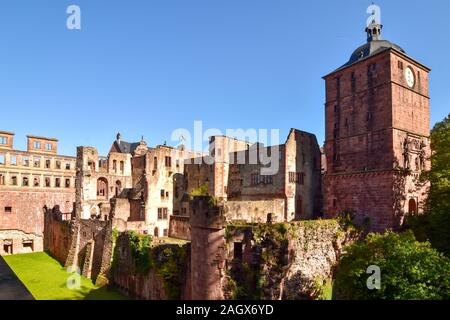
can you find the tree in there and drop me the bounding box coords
[333,231,450,300]
[410,113,450,256]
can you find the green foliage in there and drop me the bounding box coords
[120,232,188,300]
[313,277,333,300]
[409,113,450,257]
[190,182,209,197]
[151,245,188,300]
[334,231,450,300]
[128,231,153,274]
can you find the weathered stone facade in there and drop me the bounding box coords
[184,129,322,223]
[323,23,431,231]
[0,131,76,255]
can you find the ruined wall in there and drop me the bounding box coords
[169,215,191,241]
[223,220,357,300]
[190,197,227,300]
[0,190,74,255]
[111,232,191,300]
[224,199,285,223]
[44,210,72,263]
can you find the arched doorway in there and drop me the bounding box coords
[97,178,108,199]
[115,180,122,197]
[408,199,417,215]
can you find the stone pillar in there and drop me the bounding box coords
[190,196,227,300]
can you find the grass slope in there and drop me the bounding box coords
[4,252,128,300]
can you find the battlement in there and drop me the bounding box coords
[189,196,226,230]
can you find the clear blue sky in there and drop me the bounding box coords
[1,0,448,156]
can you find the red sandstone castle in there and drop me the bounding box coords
[323,19,431,231]
[0,14,431,259]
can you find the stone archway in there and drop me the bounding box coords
[97,178,108,199]
[408,198,417,215]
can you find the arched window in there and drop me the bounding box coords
[408,199,417,215]
[97,178,108,198]
[115,180,122,197]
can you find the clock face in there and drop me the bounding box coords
[405,67,415,88]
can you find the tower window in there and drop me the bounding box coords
[398,61,404,70]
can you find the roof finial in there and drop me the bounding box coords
[116,132,121,142]
[365,3,382,42]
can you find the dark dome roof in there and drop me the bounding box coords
[342,40,405,69]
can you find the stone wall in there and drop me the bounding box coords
[222,220,357,300]
[169,215,190,240]
[0,190,74,255]
[224,199,285,223]
[43,210,72,263]
[110,232,191,300]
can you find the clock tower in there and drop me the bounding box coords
[323,18,431,231]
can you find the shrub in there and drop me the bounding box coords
[334,231,450,300]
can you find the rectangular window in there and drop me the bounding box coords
[119,161,124,174]
[262,175,273,185]
[160,189,165,198]
[22,177,29,187]
[165,156,171,167]
[0,154,4,165]
[398,61,404,70]
[33,177,40,187]
[234,242,243,260]
[45,159,51,169]
[23,156,30,166]
[163,229,168,237]
[45,143,52,151]
[33,156,41,168]
[5,207,12,213]
[351,72,356,92]
[55,178,61,188]
[296,172,305,185]
[45,177,51,188]
[0,136,7,145]
[65,162,71,170]
[0,174,5,185]
[153,157,158,170]
[11,176,17,186]
[65,179,71,188]
[289,172,295,183]
[10,155,17,166]
[56,160,61,169]
[33,141,41,149]
[251,173,260,186]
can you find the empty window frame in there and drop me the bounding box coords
[33,156,41,168]
[10,155,17,166]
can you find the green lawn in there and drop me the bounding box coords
[4,252,128,300]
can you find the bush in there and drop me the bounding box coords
[409,113,450,257]
[334,231,450,300]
